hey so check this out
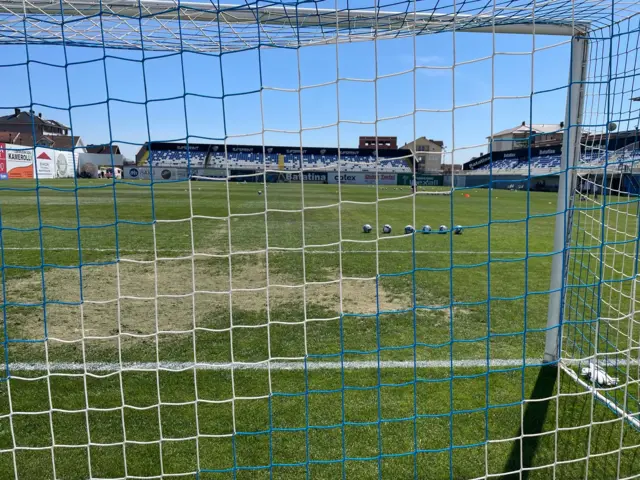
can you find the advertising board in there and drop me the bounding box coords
[362,173,397,185]
[35,149,56,179]
[397,174,444,186]
[124,166,185,180]
[328,173,360,184]
[327,172,397,185]
[3,144,34,179]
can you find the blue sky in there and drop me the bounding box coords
[0,11,573,163]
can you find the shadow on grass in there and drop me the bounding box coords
[501,365,557,480]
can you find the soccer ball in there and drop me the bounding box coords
[608,121,617,131]
[258,190,263,195]
[439,225,448,233]
[454,225,463,235]
[404,225,415,234]
[382,224,392,234]
[363,224,372,233]
[422,225,432,234]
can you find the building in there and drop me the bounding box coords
[488,122,563,152]
[80,144,126,169]
[86,144,122,155]
[401,137,444,173]
[359,136,397,150]
[441,164,462,173]
[0,109,70,137]
[0,131,84,150]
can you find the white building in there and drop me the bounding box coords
[401,137,444,172]
[488,122,563,152]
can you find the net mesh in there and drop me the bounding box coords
[561,15,640,431]
[0,0,637,52]
[0,1,639,479]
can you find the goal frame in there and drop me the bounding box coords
[2,0,599,369]
[0,0,591,53]
[544,35,589,364]
[541,33,640,430]
[6,0,590,34]
[8,2,640,476]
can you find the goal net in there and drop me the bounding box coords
[1,0,640,479]
[554,14,640,432]
[562,125,640,427]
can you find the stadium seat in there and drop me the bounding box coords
[474,149,640,172]
[145,147,411,173]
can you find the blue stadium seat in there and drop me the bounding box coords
[145,149,207,167]
[475,149,640,171]
[149,148,412,173]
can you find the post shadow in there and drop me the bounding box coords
[501,365,558,480]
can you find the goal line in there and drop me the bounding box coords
[5,359,548,373]
[6,358,637,374]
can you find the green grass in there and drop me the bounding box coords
[0,178,639,479]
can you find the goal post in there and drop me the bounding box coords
[544,35,589,364]
[546,21,640,432]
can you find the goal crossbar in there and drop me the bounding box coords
[0,0,598,53]
[4,0,591,34]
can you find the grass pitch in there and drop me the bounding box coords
[0,179,639,479]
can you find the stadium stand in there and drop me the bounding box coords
[465,135,640,173]
[532,154,561,168]
[142,146,412,173]
[147,149,208,167]
[473,150,640,172]
[475,158,523,170]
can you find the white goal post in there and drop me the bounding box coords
[542,22,640,431]
[544,35,588,364]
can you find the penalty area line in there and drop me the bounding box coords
[7,359,545,373]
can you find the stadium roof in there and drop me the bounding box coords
[86,144,122,155]
[490,123,562,138]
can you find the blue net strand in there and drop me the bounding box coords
[0,1,640,479]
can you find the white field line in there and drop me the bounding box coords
[4,246,551,255]
[7,359,534,372]
[6,246,630,256]
[7,358,637,373]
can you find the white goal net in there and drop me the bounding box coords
[1,1,640,479]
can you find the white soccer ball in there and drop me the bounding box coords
[608,121,617,131]
[404,225,415,234]
[258,190,263,195]
[422,225,432,234]
[454,225,463,235]
[363,224,372,233]
[382,224,392,234]
[439,225,448,233]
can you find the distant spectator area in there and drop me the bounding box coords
[464,142,640,173]
[136,143,412,173]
